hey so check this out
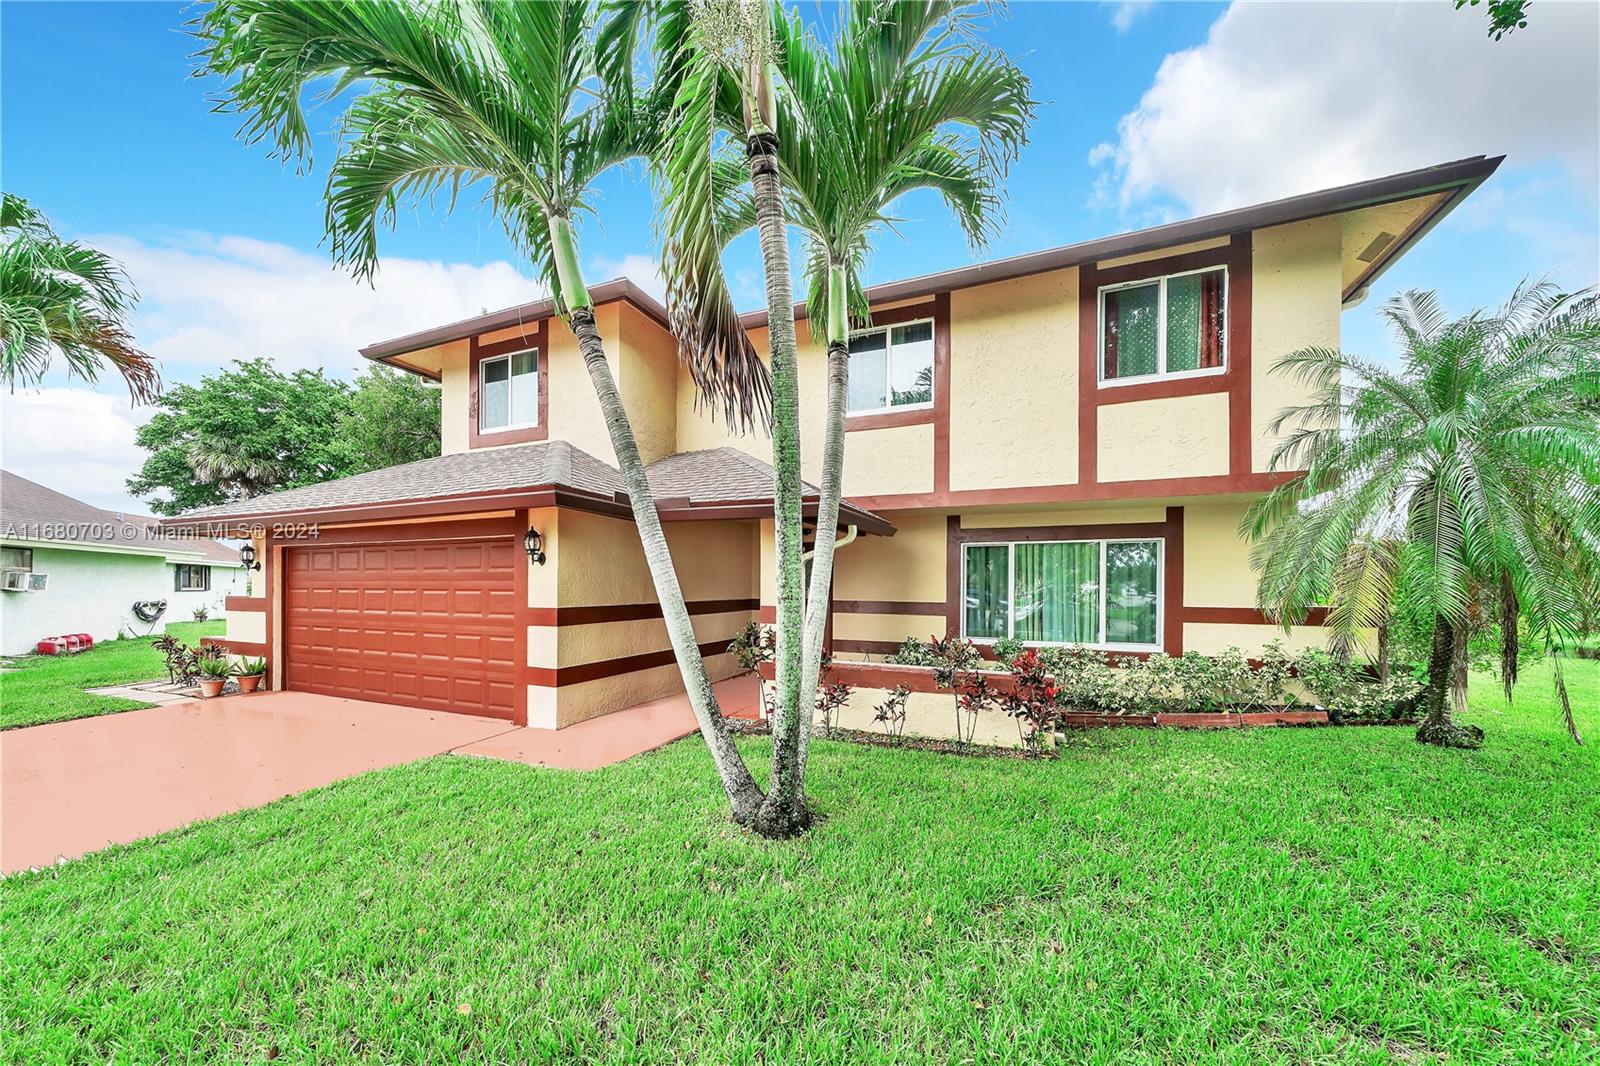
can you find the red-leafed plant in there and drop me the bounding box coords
[872,685,911,739]
[998,649,1063,753]
[953,671,995,745]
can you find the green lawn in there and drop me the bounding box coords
[2,660,1595,1063]
[0,620,225,730]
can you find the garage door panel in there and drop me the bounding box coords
[285,537,518,720]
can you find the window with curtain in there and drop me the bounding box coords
[1,546,33,572]
[848,320,934,414]
[479,348,539,431]
[962,538,1161,648]
[1101,267,1225,382]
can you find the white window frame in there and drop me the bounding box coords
[478,347,541,433]
[1,546,33,573]
[1098,265,1229,388]
[847,317,936,416]
[959,537,1163,652]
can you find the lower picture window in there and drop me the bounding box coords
[963,538,1160,648]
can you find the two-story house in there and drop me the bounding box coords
[165,156,1501,731]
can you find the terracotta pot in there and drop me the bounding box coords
[199,678,226,699]
[236,674,263,694]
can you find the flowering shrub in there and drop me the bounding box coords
[153,636,223,684]
[727,620,775,673]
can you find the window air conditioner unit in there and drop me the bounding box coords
[28,572,49,592]
[1,571,28,592]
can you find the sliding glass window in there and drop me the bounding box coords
[962,538,1161,649]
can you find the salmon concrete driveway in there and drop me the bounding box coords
[1,692,513,874]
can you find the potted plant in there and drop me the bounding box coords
[197,656,232,698]
[231,656,267,693]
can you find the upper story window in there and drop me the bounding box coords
[479,348,539,432]
[848,320,934,414]
[174,563,211,592]
[1,546,33,572]
[1100,266,1226,384]
[963,538,1161,649]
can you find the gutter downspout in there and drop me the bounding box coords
[804,523,857,562]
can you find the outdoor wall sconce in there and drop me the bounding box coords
[524,528,547,566]
[238,542,261,571]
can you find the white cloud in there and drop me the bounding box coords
[1092,1,1599,215]
[1,387,148,513]
[2,233,550,514]
[90,232,544,378]
[587,252,666,303]
[1108,1,1154,34]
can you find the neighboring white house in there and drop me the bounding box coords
[0,470,248,655]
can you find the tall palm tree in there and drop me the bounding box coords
[1245,284,1600,747]
[661,0,1033,828]
[0,194,159,402]
[194,0,771,823]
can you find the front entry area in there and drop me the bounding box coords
[283,533,521,720]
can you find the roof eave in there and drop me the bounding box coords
[359,278,671,366]
[739,154,1505,327]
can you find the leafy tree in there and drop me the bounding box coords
[1455,0,1531,40]
[1245,284,1600,748]
[0,193,159,402]
[128,358,355,515]
[342,364,441,473]
[195,0,772,828]
[661,0,1032,829]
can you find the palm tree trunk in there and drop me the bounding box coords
[795,264,851,781]
[549,214,764,824]
[745,119,810,839]
[1415,614,1484,749]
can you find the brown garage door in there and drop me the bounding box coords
[284,537,519,719]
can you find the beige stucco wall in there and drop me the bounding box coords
[1251,217,1341,472]
[826,687,1020,747]
[948,268,1078,491]
[833,513,946,602]
[437,338,472,455]
[615,303,679,464]
[1182,500,1256,607]
[844,423,935,496]
[1096,392,1231,482]
[224,607,267,646]
[527,507,757,728]
[1183,622,1325,656]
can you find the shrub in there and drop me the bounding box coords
[1294,648,1421,723]
[996,649,1062,753]
[815,679,853,734]
[192,606,210,622]
[952,671,995,744]
[871,685,911,739]
[727,620,774,673]
[230,656,267,678]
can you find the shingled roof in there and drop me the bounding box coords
[161,443,893,536]
[1,469,242,564]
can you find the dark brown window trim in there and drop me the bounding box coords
[469,319,550,449]
[1079,233,1253,486]
[844,297,949,435]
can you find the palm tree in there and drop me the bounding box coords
[1244,284,1600,747]
[194,0,771,823]
[0,194,159,402]
[661,0,1033,829]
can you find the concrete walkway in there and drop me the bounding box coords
[1,676,765,874]
[457,674,763,770]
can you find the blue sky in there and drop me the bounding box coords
[3,1,1596,510]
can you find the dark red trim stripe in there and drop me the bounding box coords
[833,600,945,616]
[223,595,266,612]
[527,639,734,687]
[526,598,758,626]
